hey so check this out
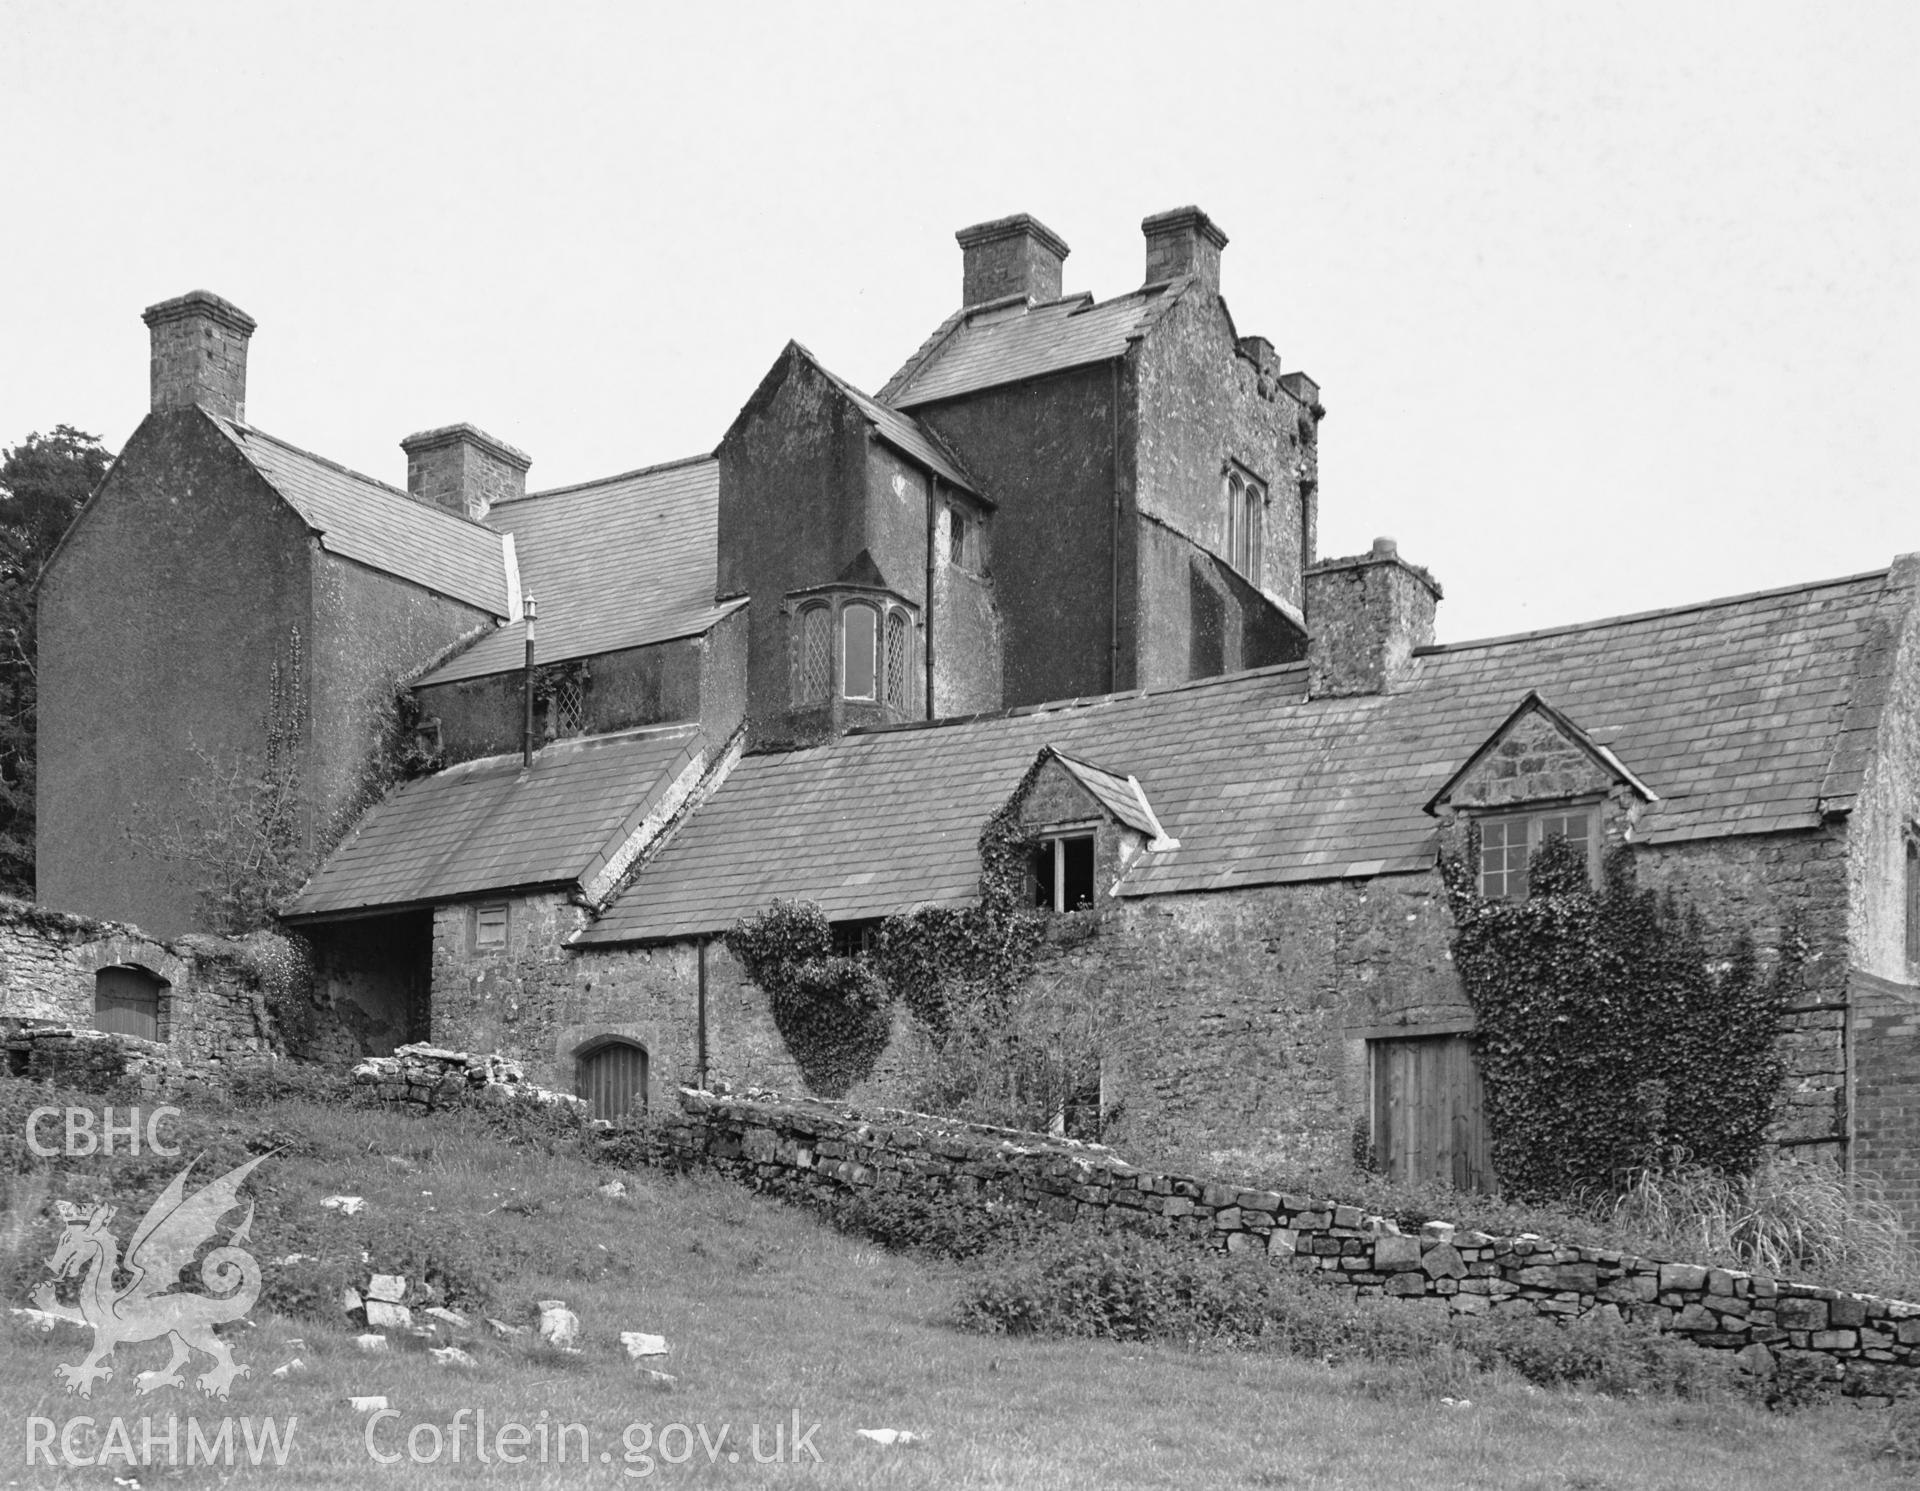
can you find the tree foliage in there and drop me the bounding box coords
[0,426,113,896]
[1440,832,1796,1200]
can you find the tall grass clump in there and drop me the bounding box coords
[1605,1158,1920,1300]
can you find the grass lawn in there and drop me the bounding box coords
[0,1090,1911,1488]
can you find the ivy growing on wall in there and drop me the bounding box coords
[871,779,1048,1042]
[1440,832,1796,1200]
[126,627,311,934]
[724,901,892,1098]
[727,771,1065,1110]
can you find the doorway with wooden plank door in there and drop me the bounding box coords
[1370,1031,1495,1193]
[576,1037,649,1122]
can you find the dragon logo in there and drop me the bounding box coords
[35,1153,268,1400]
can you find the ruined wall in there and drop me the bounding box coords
[0,897,279,1066]
[637,1090,1920,1401]
[36,410,313,936]
[304,911,430,1062]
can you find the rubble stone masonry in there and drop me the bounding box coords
[642,1089,1920,1401]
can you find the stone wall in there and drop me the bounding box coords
[0,897,282,1067]
[349,1042,585,1113]
[638,1089,1920,1401]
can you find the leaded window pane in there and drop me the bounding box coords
[884,610,911,709]
[797,605,832,703]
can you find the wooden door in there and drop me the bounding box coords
[94,967,163,1042]
[579,1042,648,1122]
[1371,1034,1494,1193]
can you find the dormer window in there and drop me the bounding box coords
[1224,465,1265,582]
[1477,806,1597,900]
[1033,833,1096,912]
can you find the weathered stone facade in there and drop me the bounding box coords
[638,1089,1920,1400]
[0,897,279,1066]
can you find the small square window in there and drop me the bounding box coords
[474,903,509,950]
[1033,834,1095,912]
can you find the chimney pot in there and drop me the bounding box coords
[1371,536,1398,559]
[955,213,1070,306]
[142,290,256,421]
[1142,206,1228,293]
[400,423,530,522]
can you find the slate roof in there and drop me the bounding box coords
[284,725,704,918]
[880,286,1176,409]
[210,416,511,616]
[801,351,979,496]
[416,456,743,686]
[582,565,1904,943]
[1051,748,1164,839]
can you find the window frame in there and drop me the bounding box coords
[1032,829,1097,912]
[472,901,510,952]
[841,600,880,701]
[1222,463,1267,584]
[1474,801,1602,901]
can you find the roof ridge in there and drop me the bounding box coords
[1417,567,1895,655]
[434,721,704,776]
[217,416,501,535]
[512,452,715,502]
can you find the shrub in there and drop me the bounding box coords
[954,1225,1735,1399]
[819,1186,1052,1260]
[1605,1158,1920,1300]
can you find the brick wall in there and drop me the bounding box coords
[635,1089,1920,1402]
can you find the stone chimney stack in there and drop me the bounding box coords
[1305,538,1442,698]
[1142,206,1227,293]
[956,213,1070,306]
[399,424,530,522]
[142,291,256,422]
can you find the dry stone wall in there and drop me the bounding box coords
[351,1043,586,1114]
[636,1088,1920,1401]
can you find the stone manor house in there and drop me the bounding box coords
[20,207,1920,1214]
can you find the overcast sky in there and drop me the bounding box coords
[5,1,1915,643]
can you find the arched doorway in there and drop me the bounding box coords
[576,1038,648,1122]
[94,966,167,1042]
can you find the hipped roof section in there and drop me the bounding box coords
[582,564,1905,943]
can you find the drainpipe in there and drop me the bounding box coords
[1109,360,1122,692]
[696,937,710,1090]
[925,474,938,719]
[521,595,538,769]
